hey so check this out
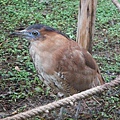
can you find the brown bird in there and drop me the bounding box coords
[11,24,104,97]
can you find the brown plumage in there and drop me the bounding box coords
[11,24,104,97]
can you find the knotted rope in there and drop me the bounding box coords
[1,76,120,120]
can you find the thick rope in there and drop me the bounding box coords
[1,76,120,120]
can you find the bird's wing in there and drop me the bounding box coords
[55,43,104,94]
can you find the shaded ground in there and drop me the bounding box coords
[0,0,120,119]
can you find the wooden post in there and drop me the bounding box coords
[76,0,97,54]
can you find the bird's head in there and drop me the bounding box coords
[10,24,69,41]
[10,24,46,41]
[10,24,70,51]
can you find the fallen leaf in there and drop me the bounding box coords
[15,66,21,71]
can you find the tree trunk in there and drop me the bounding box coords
[76,0,97,54]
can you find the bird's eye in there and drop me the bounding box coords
[32,31,39,36]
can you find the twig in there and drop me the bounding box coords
[112,0,120,11]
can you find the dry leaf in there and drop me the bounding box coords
[15,66,21,71]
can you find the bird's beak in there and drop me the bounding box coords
[10,30,29,37]
[9,29,35,41]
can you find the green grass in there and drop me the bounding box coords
[0,0,120,119]
[94,1,120,83]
